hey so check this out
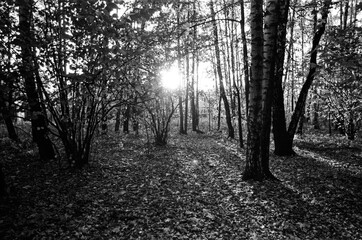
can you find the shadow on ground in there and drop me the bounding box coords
[1,133,361,239]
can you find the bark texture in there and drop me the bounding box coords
[18,0,55,160]
[242,0,264,181]
[239,0,250,120]
[260,0,279,179]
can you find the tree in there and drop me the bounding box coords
[239,0,250,120]
[272,0,332,155]
[0,77,18,142]
[228,0,244,148]
[271,0,293,156]
[260,0,280,179]
[143,92,178,146]
[0,1,19,142]
[35,0,124,167]
[318,23,362,140]
[237,0,251,148]
[24,0,181,167]
[190,1,199,132]
[114,106,121,132]
[18,0,55,161]
[184,46,190,133]
[177,0,186,134]
[286,0,332,144]
[243,0,279,181]
[243,0,264,180]
[209,0,234,139]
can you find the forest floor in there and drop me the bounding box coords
[1,130,362,239]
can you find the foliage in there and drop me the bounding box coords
[0,0,182,165]
[318,26,362,139]
[32,0,129,166]
[0,0,23,141]
[143,92,177,146]
[134,67,178,146]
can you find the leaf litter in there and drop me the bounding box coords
[0,132,361,239]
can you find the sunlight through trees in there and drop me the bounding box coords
[0,0,361,183]
[1,0,362,238]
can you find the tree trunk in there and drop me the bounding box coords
[297,105,305,135]
[235,85,244,148]
[230,0,244,148]
[290,48,295,112]
[210,0,234,139]
[352,0,357,27]
[239,0,250,121]
[340,1,343,27]
[0,85,18,141]
[179,96,185,134]
[238,0,250,149]
[101,97,108,134]
[55,0,71,147]
[230,0,243,147]
[242,0,265,181]
[243,0,281,181]
[312,89,320,130]
[222,0,234,115]
[115,107,121,132]
[184,50,190,134]
[217,96,221,131]
[191,11,198,131]
[131,97,139,135]
[18,0,55,160]
[347,110,355,140]
[328,110,332,135]
[287,0,332,142]
[260,0,279,180]
[212,56,221,131]
[208,92,212,131]
[195,54,200,129]
[272,0,295,156]
[123,105,130,134]
[230,44,237,118]
[177,0,185,135]
[343,0,349,30]
[282,0,296,89]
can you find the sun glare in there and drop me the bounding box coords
[160,61,215,91]
[160,66,181,90]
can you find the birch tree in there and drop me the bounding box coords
[243,0,268,180]
[243,0,280,181]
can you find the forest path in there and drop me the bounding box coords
[95,134,258,239]
[89,133,362,239]
[1,132,362,239]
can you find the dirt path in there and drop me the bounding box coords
[1,133,362,239]
[102,134,254,239]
